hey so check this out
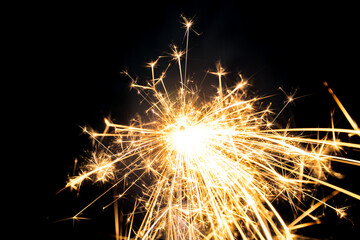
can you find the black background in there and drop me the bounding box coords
[17,1,360,239]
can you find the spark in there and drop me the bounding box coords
[64,16,360,239]
[323,81,360,136]
[210,61,228,100]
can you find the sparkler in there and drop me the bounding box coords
[64,16,360,239]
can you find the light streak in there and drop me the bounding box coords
[64,16,360,239]
[323,81,360,136]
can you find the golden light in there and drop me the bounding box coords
[63,16,360,239]
[169,124,210,157]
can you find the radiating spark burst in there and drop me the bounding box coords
[65,16,360,239]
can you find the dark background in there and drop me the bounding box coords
[18,1,359,239]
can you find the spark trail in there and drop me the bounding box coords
[65,16,360,239]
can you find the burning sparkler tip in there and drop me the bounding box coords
[66,15,360,240]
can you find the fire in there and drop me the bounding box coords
[63,16,360,239]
